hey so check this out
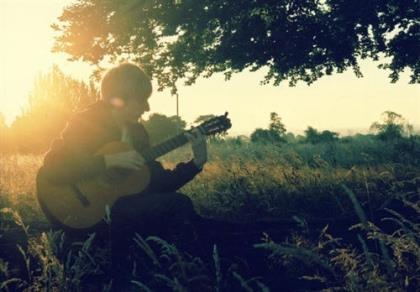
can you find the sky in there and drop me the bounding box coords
[1,0,419,136]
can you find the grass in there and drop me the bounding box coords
[0,137,419,290]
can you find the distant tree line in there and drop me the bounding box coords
[249,112,340,145]
[249,110,415,145]
[0,68,417,154]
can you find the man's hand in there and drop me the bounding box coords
[185,129,207,169]
[104,150,145,170]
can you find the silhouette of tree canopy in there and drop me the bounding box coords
[5,66,99,153]
[304,126,338,143]
[268,112,286,136]
[370,111,413,141]
[251,112,286,143]
[142,113,186,145]
[319,130,339,142]
[52,0,419,92]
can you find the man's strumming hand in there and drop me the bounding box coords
[104,150,145,170]
[185,129,207,169]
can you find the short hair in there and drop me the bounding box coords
[100,63,152,102]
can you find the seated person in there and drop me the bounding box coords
[36,63,208,278]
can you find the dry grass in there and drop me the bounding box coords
[0,138,419,291]
[0,154,43,222]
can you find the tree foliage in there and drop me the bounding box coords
[304,126,339,144]
[142,113,186,145]
[53,0,419,92]
[268,112,286,135]
[370,111,413,141]
[3,66,99,153]
[251,112,286,143]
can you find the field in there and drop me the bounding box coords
[0,136,419,291]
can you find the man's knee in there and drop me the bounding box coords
[173,192,193,205]
[169,192,196,216]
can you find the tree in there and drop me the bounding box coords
[251,112,286,143]
[319,130,339,143]
[284,132,297,143]
[304,126,320,144]
[142,113,186,145]
[304,127,338,144]
[370,111,413,141]
[269,112,286,136]
[7,66,99,153]
[53,0,419,93]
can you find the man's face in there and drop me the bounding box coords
[125,97,150,122]
[112,96,150,123]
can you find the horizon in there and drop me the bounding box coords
[223,124,420,137]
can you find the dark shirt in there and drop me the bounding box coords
[39,100,202,193]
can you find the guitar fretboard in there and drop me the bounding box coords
[142,133,189,162]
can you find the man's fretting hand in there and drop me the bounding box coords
[185,129,207,169]
[104,150,145,170]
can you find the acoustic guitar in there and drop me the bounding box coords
[37,113,231,230]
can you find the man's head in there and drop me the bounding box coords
[101,63,152,123]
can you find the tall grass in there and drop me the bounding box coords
[0,137,419,290]
[1,192,418,291]
[255,188,419,291]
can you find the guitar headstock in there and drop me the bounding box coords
[195,112,232,136]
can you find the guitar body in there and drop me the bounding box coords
[37,113,231,230]
[37,141,151,230]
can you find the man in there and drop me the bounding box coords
[37,63,208,278]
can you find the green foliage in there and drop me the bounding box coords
[284,132,298,144]
[304,126,319,144]
[304,126,339,144]
[255,192,420,291]
[52,0,419,92]
[1,189,418,290]
[142,113,186,145]
[250,128,280,144]
[268,112,286,136]
[370,111,413,141]
[1,136,420,290]
[251,112,286,143]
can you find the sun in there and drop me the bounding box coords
[0,0,86,127]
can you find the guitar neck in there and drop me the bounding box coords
[142,133,189,162]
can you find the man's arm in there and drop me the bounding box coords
[146,159,202,193]
[146,130,208,193]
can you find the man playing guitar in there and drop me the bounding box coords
[36,63,218,287]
